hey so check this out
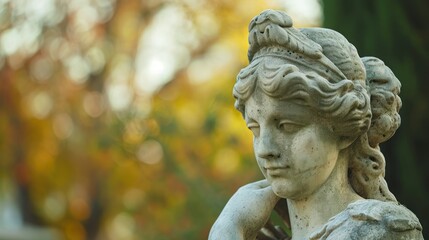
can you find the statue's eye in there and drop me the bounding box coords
[247,123,260,137]
[278,120,303,133]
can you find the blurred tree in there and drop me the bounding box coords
[0,0,306,239]
[323,0,429,238]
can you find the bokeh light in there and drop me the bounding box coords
[28,91,53,119]
[52,113,74,139]
[136,140,164,165]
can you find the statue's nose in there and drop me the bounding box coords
[256,134,281,160]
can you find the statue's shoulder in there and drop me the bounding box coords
[310,199,424,240]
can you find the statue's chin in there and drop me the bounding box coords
[269,179,305,200]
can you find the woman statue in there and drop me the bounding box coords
[209,10,423,240]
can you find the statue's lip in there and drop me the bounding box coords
[264,165,290,170]
[265,166,290,176]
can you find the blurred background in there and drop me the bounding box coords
[0,0,427,239]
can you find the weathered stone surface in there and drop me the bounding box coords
[310,199,422,240]
[209,9,423,240]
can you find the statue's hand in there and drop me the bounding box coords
[209,179,280,240]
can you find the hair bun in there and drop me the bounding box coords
[362,57,402,147]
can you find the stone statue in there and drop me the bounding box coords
[209,10,423,240]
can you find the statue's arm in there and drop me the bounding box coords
[209,216,245,240]
[209,180,280,240]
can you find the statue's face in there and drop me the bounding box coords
[244,90,341,200]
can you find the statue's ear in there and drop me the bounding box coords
[338,136,357,150]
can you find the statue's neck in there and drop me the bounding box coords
[286,152,363,240]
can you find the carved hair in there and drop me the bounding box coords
[349,57,401,201]
[233,10,400,202]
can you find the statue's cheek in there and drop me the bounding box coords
[290,128,319,172]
